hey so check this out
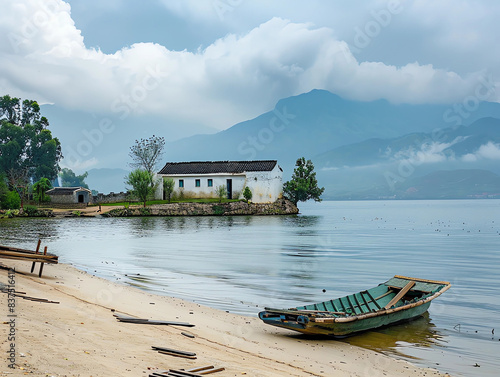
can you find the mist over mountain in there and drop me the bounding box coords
[314,117,500,199]
[165,90,500,172]
[80,90,500,198]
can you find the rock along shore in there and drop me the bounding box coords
[101,199,299,217]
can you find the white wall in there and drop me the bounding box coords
[245,164,283,203]
[159,174,246,200]
[157,165,283,203]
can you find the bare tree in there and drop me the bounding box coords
[128,135,165,186]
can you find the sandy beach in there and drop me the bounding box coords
[0,261,450,377]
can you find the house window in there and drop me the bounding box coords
[207,179,213,187]
[195,179,201,187]
[179,179,184,188]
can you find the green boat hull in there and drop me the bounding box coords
[259,275,450,337]
[263,301,431,337]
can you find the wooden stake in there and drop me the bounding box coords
[38,246,48,277]
[30,239,41,273]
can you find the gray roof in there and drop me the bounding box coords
[46,187,91,196]
[158,160,279,175]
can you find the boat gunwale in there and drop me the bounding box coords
[313,283,451,323]
[393,275,450,286]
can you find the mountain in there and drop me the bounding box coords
[55,90,500,198]
[397,169,500,199]
[315,117,500,169]
[314,117,500,199]
[165,90,500,175]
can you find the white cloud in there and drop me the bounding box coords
[462,142,500,162]
[394,138,463,165]
[0,0,497,133]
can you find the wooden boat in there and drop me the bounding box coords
[258,275,451,337]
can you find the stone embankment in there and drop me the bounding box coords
[102,199,298,217]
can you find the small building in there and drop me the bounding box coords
[46,187,93,205]
[157,160,283,203]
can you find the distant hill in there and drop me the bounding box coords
[397,169,500,199]
[317,168,500,200]
[315,117,500,169]
[315,117,500,199]
[85,168,129,194]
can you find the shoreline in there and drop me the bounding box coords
[0,260,450,376]
[0,199,299,219]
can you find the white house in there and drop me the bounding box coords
[156,160,283,203]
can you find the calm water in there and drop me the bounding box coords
[1,200,499,376]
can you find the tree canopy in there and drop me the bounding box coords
[0,95,62,190]
[125,169,156,207]
[33,177,52,204]
[59,168,89,188]
[283,157,325,205]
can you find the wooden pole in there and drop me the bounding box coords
[30,239,41,273]
[199,367,225,375]
[38,246,48,277]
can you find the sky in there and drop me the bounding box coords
[1,0,499,171]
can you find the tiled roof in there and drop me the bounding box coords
[46,187,90,195]
[158,160,279,175]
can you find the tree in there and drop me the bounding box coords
[163,177,175,203]
[125,169,156,207]
[216,185,226,203]
[0,95,62,186]
[5,167,30,209]
[129,135,165,186]
[33,177,52,204]
[283,157,325,205]
[59,168,89,188]
[0,174,8,208]
[243,186,252,203]
[1,191,20,210]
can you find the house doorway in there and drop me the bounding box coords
[226,179,232,199]
[78,194,85,203]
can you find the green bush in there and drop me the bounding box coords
[139,207,151,216]
[1,191,21,210]
[24,205,38,216]
[243,187,252,203]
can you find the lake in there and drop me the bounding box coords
[1,200,499,376]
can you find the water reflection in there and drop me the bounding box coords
[0,218,59,245]
[343,313,441,353]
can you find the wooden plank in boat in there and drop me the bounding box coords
[384,281,415,309]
